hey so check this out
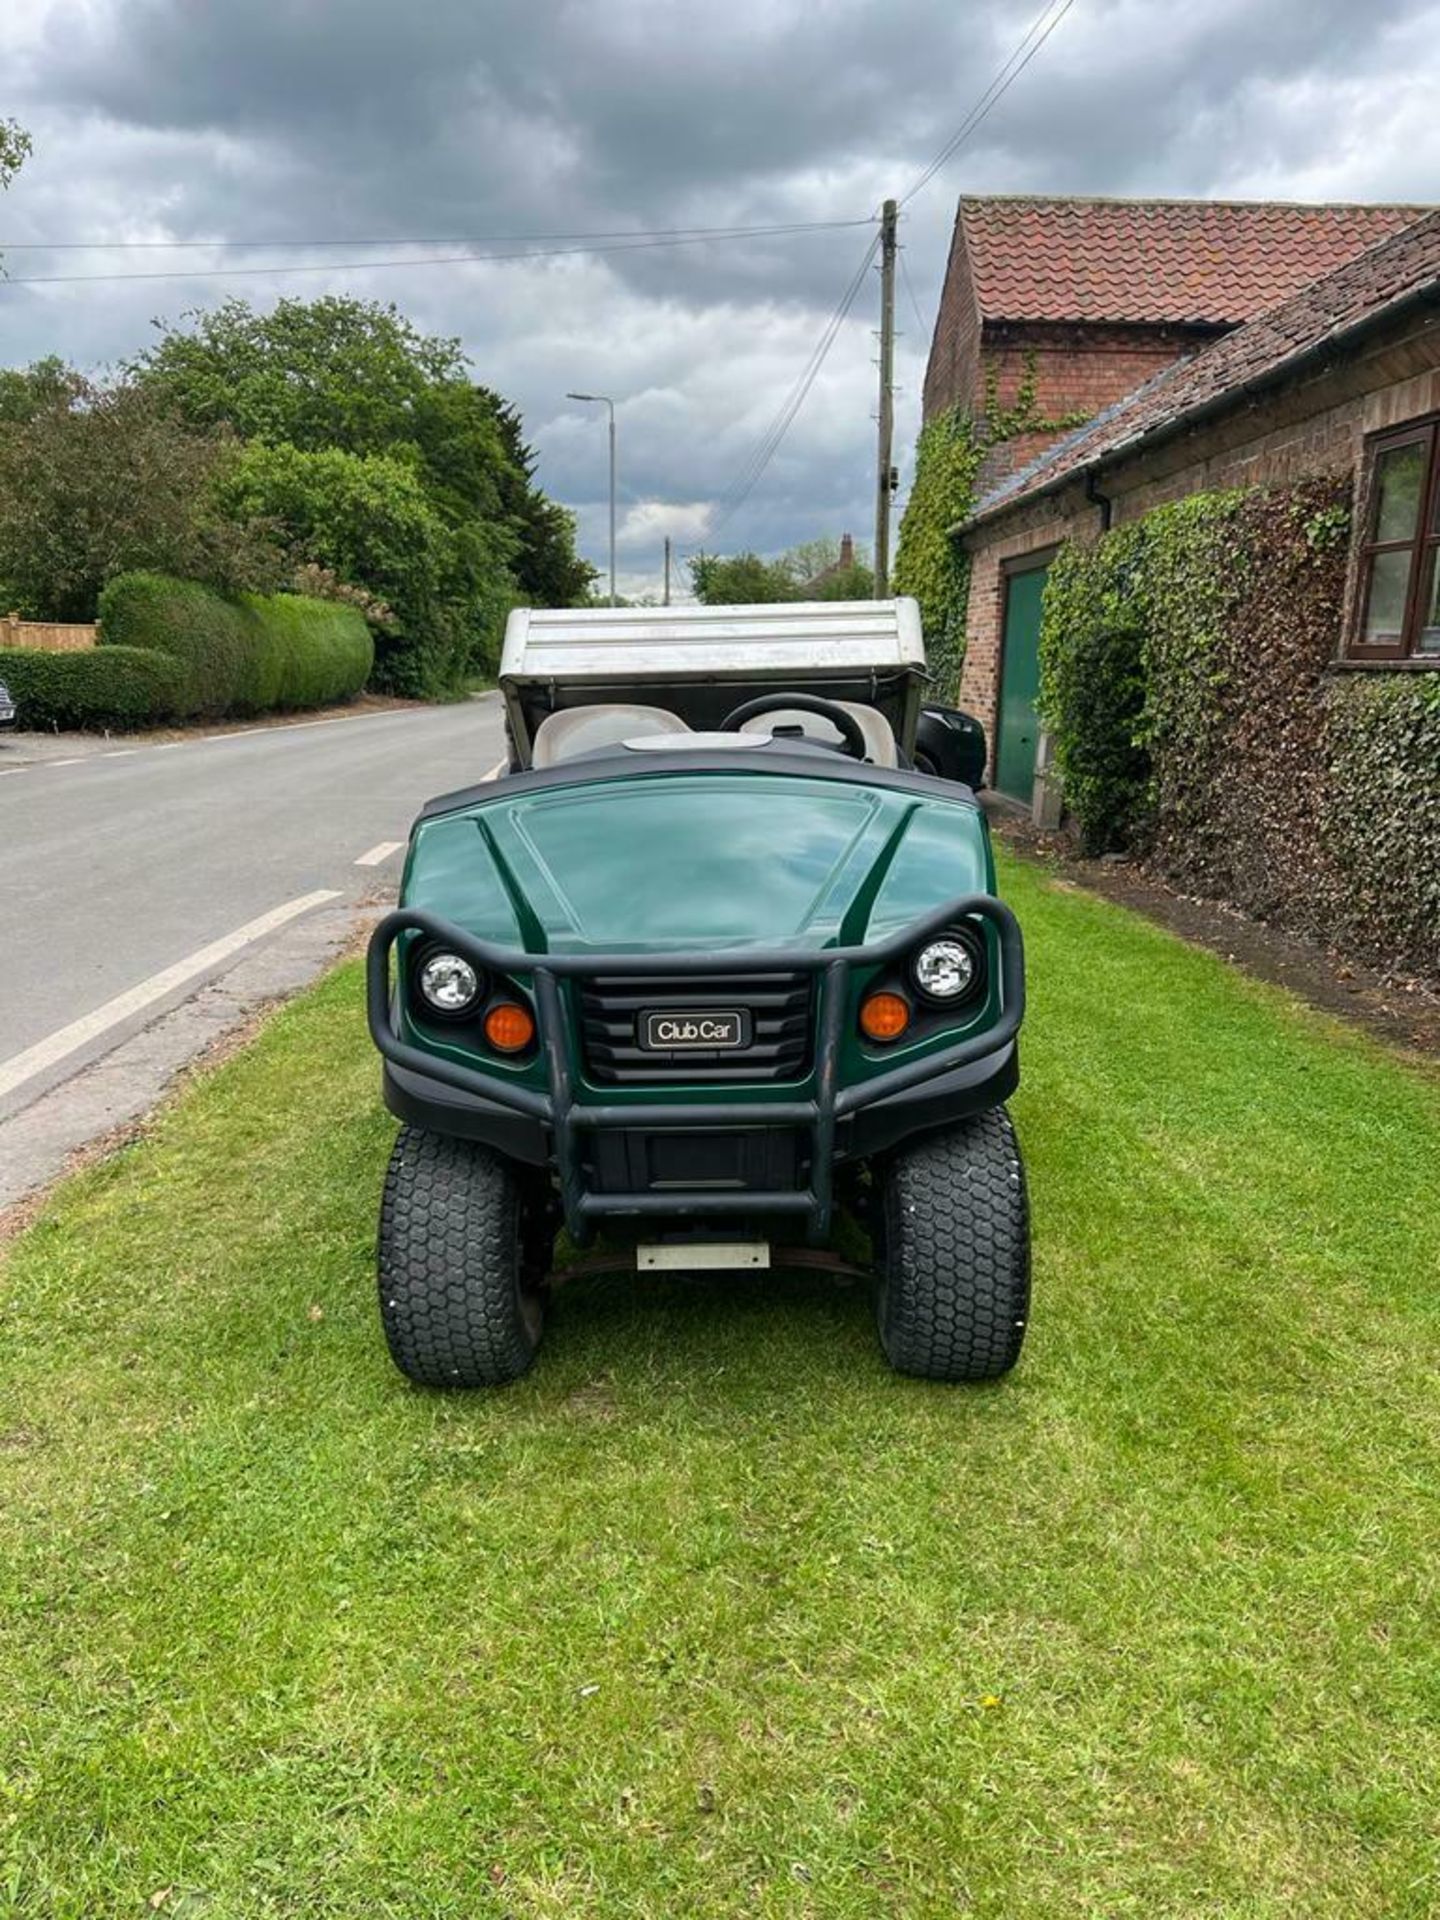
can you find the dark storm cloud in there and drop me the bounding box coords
[3,0,1438,588]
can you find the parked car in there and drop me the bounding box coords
[0,676,15,730]
[367,599,1029,1388]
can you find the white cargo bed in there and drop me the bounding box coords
[500,598,927,767]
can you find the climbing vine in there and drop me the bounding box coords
[892,408,984,697]
[894,350,1092,698]
[1039,476,1440,981]
[981,352,1092,443]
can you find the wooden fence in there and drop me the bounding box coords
[2,612,98,652]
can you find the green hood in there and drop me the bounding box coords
[402,770,992,954]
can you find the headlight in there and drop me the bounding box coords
[417,950,481,1014]
[912,933,979,1003]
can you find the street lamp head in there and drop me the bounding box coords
[566,391,596,402]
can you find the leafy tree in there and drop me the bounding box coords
[0,374,281,621]
[0,117,30,193]
[811,559,876,601]
[482,391,596,606]
[690,539,874,606]
[689,551,798,605]
[214,440,514,696]
[0,357,81,424]
[134,296,589,680]
[0,117,31,281]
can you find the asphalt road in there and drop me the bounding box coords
[0,697,506,1192]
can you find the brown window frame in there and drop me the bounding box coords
[1347,415,1440,664]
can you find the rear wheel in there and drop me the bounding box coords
[876,1109,1030,1381]
[378,1126,547,1387]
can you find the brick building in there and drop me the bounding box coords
[922,196,1418,494]
[937,204,1440,811]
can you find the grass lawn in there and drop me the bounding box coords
[2,851,1438,1918]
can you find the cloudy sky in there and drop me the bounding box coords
[2,0,1438,598]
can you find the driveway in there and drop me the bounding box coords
[0,696,506,1206]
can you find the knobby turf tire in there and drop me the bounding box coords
[877,1108,1030,1382]
[378,1126,544,1388]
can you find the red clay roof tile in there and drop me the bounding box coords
[964,210,1440,529]
[961,195,1424,327]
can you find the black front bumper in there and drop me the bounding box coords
[367,894,1024,1247]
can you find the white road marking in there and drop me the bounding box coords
[0,767,25,779]
[355,840,405,867]
[48,756,84,767]
[0,889,343,1105]
[104,749,138,759]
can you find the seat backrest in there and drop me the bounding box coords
[531,703,691,769]
[737,698,898,767]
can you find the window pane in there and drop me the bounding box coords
[1363,548,1413,642]
[1419,548,1440,654]
[1373,441,1426,542]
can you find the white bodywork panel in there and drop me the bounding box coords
[499,598,927,767]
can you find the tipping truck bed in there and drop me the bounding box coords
[499,598,927,769]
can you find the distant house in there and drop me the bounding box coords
[801,533,857,593]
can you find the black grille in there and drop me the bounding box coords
[579,972,813,1085]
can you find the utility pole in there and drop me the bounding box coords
[873,197,898,599]
[663,536,671,606]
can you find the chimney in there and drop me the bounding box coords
[839,533,854,568]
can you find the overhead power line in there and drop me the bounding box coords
[899,246,929,338]
[0,219,872,287]
[900,0,1076,205]
[706,228,881,541]
[0,217,872,253]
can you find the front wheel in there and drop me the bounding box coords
[378,1127,546,1387]
[876,1109,1030,1381]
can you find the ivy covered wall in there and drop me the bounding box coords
[894,355,1090,699]
[1038,477,1440,981]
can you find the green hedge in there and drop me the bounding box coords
[98,572,372,718]
[1038,479,1440,981]
[1036,524,1155,854]
[1319,672,1440,975]
[97,573,253,719]
[0,645,182,731]
[234,592,375,713]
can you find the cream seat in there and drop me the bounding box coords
[532,704,692,769]
[737,699,898,767]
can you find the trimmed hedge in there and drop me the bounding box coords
[1039,478,1440,981]
[98,572,372,719]
[0,645,182,731]
[234,592,376,714]
[1035,522,1155,854]
[97,573,253,719]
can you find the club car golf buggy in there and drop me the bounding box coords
[367,598,1028,1386]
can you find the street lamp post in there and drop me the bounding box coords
[566,391,616,607]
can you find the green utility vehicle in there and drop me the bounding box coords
[367,599,1028,1387]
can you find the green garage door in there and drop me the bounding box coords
[994,563,1048,804]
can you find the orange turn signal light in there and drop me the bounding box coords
[859,990,911,1043]
[483,1002,536,1054]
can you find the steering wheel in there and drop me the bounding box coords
[717,692,869,761]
